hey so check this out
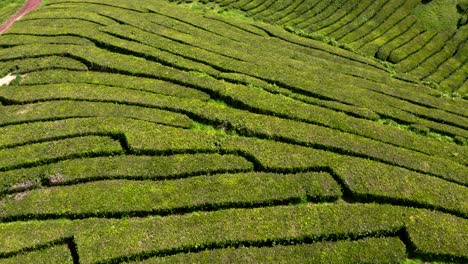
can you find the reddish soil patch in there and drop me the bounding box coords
[0,0,42,35]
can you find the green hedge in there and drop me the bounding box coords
[0,101,193,128]
[134,237,406,264]
[345,0,412,52]
[396,32,451,73]
[408,26,468,80]
[333,157,468,217]
[406,210,468,262]
[0,244,73,264]
[0,203,409,262]
[21,70,210,100]
[21,8,119,26]
[320,1,376,40]
[0,56,88,76]
[388,31,437,64]
[0,136,123,171]
[376,22,426,61]
[0,172,341,219]
[0,34,94,47]
[0,153,253,194]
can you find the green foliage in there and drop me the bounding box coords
[413,0,461,32]
[136,237,406,264]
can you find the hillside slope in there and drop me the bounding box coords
[0,0,467,263]
[198,0,468,95]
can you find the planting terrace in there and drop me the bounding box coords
[0,0,467,263]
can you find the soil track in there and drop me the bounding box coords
[0,0,42,35]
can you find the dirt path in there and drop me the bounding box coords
[0,0,42,35]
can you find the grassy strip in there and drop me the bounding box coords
[333,157,468,217]
[327,0,386,41]
[440,62,468,92]
[396,32,451,73]
[305,1,360,33]
[1,117,463,215]
[2,81,462,181]
[0,203,408,262]
[4,20,468,121]
[0,243,74,264]
[410,26,468,80]
[343,0,409,50]
[0,136,123,171]
[20,9,119,26]
[0,153,253,194]
[315,1,372,37]
[360,15,417,59]
[0,172,341,219]
[129,125,468,185]
[388,31,437,64]
[406,211,468,262]
[376,22,426,61]
[252,23,468,118]
[0,56,87,76]
[0,101,193,128]
[134,237,406,264]
[0,34,95,47]
[21,70,210,100]
[14,18,103,28]
[350,0,418,53]
[3,74,466,168]
[1,204,466,261]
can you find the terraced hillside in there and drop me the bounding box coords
[0,0,467,263]
[196,0,468,95]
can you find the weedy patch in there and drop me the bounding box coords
[48,172,65,185]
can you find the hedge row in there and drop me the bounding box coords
[15,18,103,29]
[396,32,451,73]
[340,0,409,51]
[330,1,389,42]
[134,237,406,264]
[376,22,426,62]
[0,56,88,76]
[406,210,468,261]
[409,25,468,80]
[0,153,253,194]
[2,81,462,181]
[333,157,468,217]
[0,172,341,220]
[0,136,123,171]
[359,16,417,60]
[350,0,419,52]
[311,1,363,33]
[20,8,119,26]
[6,16,465,124]
[3,71,465,167]
[388,31,437,64]
[0,101,193,128]
[127,123,467,184]
[431,39,468,84]
[250,23,468,118]
[0,116,463,214]
[0,203,409,262]
[0,244,73,264]
[2,203,467,262]
[21,70,211,100]
[0,34,95,47]
[440,61,468,92]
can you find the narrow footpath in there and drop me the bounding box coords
[0,0,42,35]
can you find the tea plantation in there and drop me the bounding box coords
[0,0,467,263]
